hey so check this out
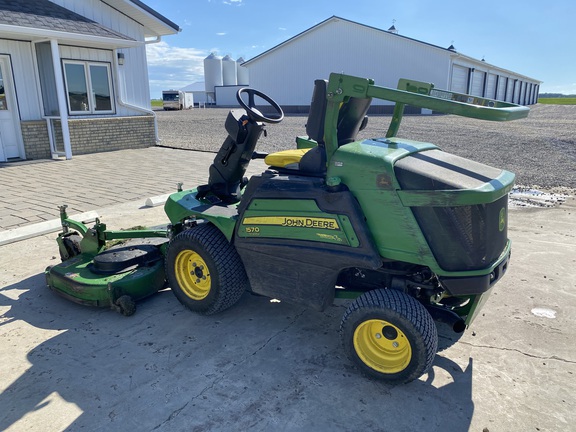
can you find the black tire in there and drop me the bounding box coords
[115,295,136,317]
[340,289,438,383]
[60,233,82,261]
[165,223,248,315]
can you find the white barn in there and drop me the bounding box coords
[180,81,208,106]
[0,0,179,162]
[242,16,541,113]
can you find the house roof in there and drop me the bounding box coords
[102,0,180,37]
[0,0,179,47]
[0,0,135,41]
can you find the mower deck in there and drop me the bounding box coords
[45,242,166,312]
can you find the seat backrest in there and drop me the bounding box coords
[337,96,372,145]
[305,79,328,145]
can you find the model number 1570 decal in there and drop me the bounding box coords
[242,216,340,230]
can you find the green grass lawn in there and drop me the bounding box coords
[538,98,576,105]
[151,99,163,108]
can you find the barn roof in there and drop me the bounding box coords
[243,16,452,66]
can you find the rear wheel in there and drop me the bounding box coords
[340,289,438,383]
[166,223,248,315]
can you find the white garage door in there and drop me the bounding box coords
[451,64,468,93]
[506,79,515,102]
[496,76,507,101]
[513,81,521,104]
[485,73,497,99]
[470,70,485,97]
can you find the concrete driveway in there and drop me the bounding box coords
[1,195,575,431]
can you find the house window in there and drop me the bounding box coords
[63,60,114,114]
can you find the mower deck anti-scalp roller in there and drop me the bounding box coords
[46,74,529,382]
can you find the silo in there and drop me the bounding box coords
[222,55,237,86]
[236,57,249,86]
[204,53,223,102]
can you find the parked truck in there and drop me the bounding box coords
[162,90,193,110]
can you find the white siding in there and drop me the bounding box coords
[60,45,113,63]
[0,39,42,120]
[51,0,151,110]
[215,86,243,106]
[246,19,451,106]
[245,18,541,107]
[51,0,146,39]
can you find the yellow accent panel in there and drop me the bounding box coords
[243,216,340,230]
[353,319,412,374]
[264,148,311,167]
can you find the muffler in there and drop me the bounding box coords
[424,305,467,333]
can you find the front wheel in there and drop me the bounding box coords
[165,223,248,315]
[340,289,438,383]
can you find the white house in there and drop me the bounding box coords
[0,0,179,162]
[242,16,542,113]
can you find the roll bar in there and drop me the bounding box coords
[323,73,530,160]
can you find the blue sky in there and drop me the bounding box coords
[143,0,576,98]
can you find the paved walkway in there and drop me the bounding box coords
[0,147,265,231]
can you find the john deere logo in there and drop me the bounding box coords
[499,208,506,232]
[242,216,340,230]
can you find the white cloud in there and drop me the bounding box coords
[223,0,243,5]
[146,41,206,66]
[278,27,287,31]
[216,32,227,36]
[146,41,208,97]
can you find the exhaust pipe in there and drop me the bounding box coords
[425,305,467,333]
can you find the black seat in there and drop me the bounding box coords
[298,79,329,175]
[266,79,371,176]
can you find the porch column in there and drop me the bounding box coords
[49,39,72,160]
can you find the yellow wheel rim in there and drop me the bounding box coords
[174,250,211,300]
[353,319,412,374]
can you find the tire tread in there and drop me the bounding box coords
[166,223,248,315]
[340,288,438,382]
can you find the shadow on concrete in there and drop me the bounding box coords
[1,273,473,431]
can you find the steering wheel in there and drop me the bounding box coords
[236,88,284,124]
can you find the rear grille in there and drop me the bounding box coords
[411,195,508,271]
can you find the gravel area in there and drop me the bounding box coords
[155,104,576,192]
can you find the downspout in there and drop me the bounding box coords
[49,39,73,159]
[113,42,161,144]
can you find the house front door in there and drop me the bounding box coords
[0,55,23,161]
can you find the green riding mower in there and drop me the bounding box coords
[46,73,529,383]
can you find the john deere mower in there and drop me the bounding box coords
[46,73,529,382]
